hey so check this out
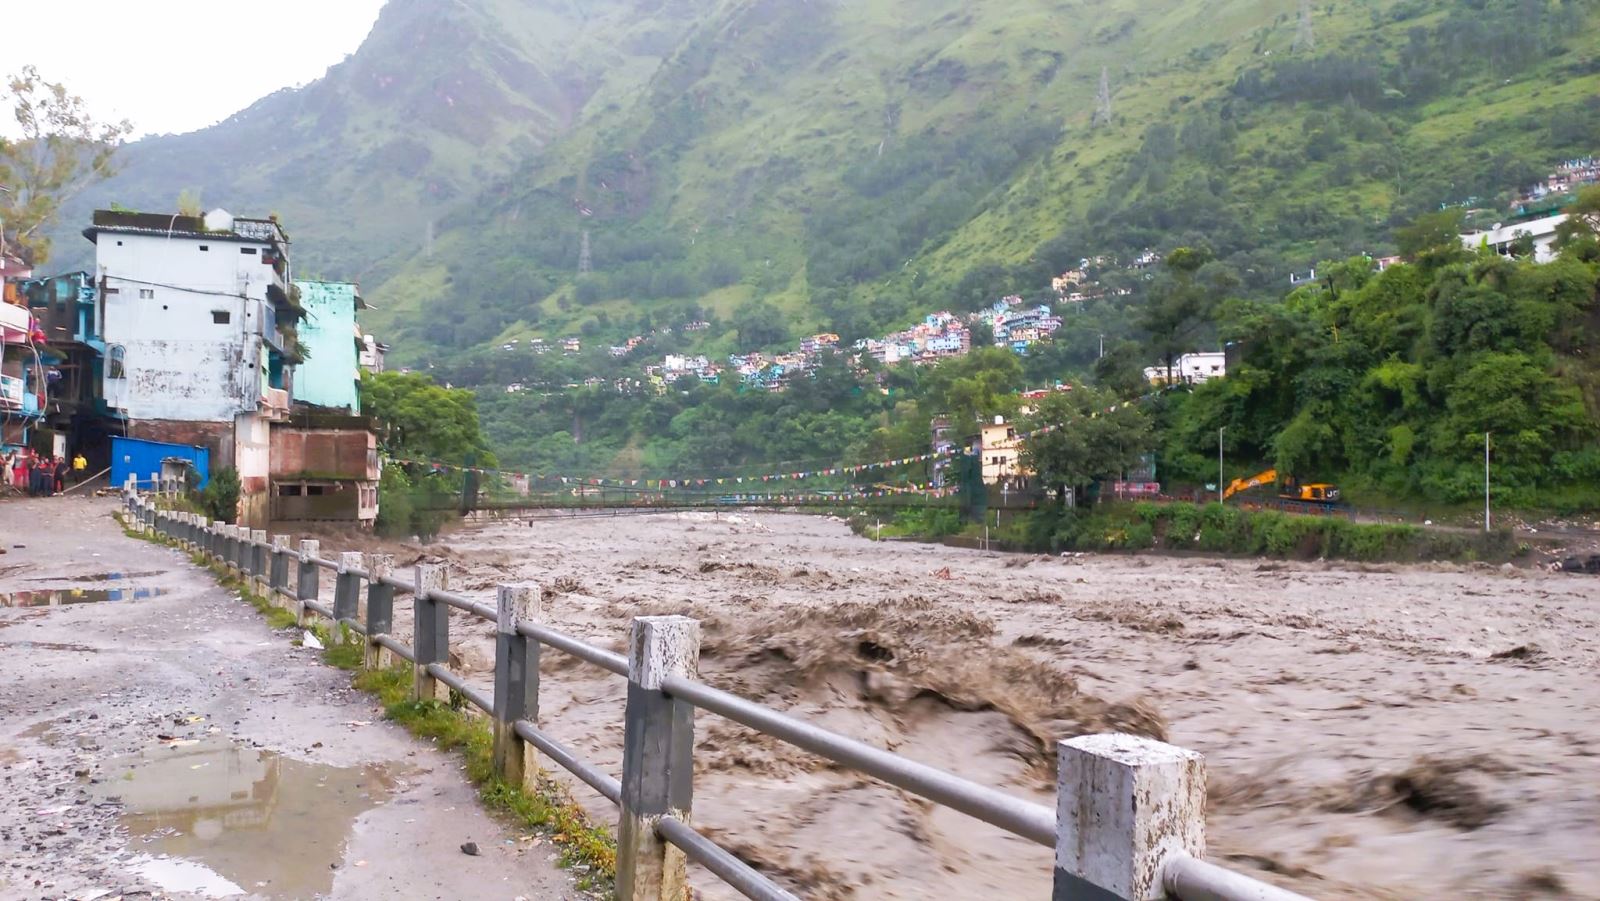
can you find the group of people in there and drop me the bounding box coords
[2,450,86,497]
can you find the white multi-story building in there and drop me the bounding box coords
[86,208,300,524]
[1460,213,1568,264]
[1144,351,1227,386]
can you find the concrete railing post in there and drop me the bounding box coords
[1053,734,1206,901]
[493,583,542,791]
[413,564,449,702]
[235,526,251,573]
[364,555,395,669]
[270,536,290,600]
[296,539,321,626]
[335,552,363,634]
[208,522,221,561]
[616,615,700,901]
[250,530,268,595]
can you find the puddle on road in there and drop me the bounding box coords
[91,739,397,899]
[26,570,163,583]
[0,586,167,607]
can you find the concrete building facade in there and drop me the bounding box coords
[293,280,364,412]
[86,208,301,524]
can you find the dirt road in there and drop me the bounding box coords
[389,508,1599,900]
[0,497,577,901]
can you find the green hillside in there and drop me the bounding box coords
[50,0,708,278]
[46,0,1600,368]
[360,0,1600,364]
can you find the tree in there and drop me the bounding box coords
[732,299,788,350]
[1138,247,1226,383]
[360,371,495,465]
[1021,385,1154,503]
[1396,208,1466,263]
[0,66,132,263]
[1555,184,1600,248]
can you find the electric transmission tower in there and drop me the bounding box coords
[1092,66,1112,127]
[1293,0,1315,53]
[578,230,592,275]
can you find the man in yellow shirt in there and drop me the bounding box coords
[72,452,87,484]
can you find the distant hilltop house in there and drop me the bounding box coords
[1460,212,1568,264]
[1513,156,1599,208]
[1144,351,1226,386]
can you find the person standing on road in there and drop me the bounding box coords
[1,451,13,491]
[72,452,87,484]
[54,457,69,495]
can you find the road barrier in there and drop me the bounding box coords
[124,487,1312,901]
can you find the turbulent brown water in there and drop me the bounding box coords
[362,511,1599,899]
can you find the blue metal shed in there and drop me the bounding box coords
[111,436,211,491]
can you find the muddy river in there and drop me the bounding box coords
[358,510,1599,899]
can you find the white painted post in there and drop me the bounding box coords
[296,539,321,626]
[617,615,700,901]
[335,551,364,636]
[493,583,542,792]
[1053,734,1205,901]
[413,564,448,702]
[364,554,395,669]
[270,535,290,603]
[250,530,269,595]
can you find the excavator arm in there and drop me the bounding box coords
[1223,468,1276,500]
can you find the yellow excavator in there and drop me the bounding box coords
[1223,468,1341,505]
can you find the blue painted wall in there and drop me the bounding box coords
[111,436,210,490]
[292,280,362,412]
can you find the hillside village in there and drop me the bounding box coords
[2,208,387,527]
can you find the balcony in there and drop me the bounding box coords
[260,386,290,420]
[0,373,22,410]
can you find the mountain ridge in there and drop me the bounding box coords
[46,0,1600,368]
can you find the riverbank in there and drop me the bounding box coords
[290,507,1600,899]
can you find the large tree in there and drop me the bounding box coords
[0,66,132,263]
[1021,384,1154,503]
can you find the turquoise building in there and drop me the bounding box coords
[292,280,365,413]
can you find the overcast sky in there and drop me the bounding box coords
[5,1,387,138]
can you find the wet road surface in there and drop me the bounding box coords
[0,496,577,900]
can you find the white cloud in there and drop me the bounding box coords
[3,0,386,138]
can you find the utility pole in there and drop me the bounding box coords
[1293,0,1315,53]
[1098,334,1105,359]
[1217,426,1226,505]
[578,230,592,276]
[1092,67,1113,127]
[1484,431,1491,533]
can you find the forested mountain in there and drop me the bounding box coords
[47,0,1600,368]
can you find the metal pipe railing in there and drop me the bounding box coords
[517,621,630,676]
[1165,857,1313,901]
[131,496,1317,901]
[426,662,493,714]
[660,673,1056,847]
[513,719,622,804]
[657,816,800,901]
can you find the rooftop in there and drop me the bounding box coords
[84,208,290,246]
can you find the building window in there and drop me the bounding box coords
[199,245,209,252]
[307,485,327,496]
[103,287,120,295]
[212,310,231,325]
[107,345,126,379]
[278,484,303,496]
[138,288,154,299]
[240,248,257,255]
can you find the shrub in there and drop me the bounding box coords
[200,467,241,522]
